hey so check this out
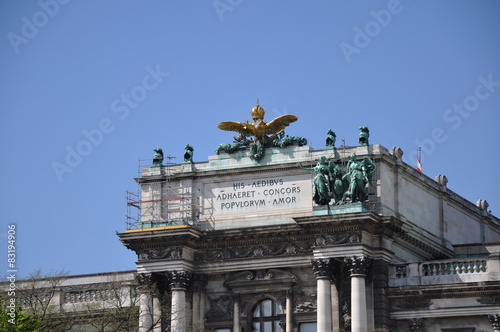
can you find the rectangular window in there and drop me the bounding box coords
[299,322,317,332]
[214,329,231,332]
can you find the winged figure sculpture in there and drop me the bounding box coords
[218,104,298,144]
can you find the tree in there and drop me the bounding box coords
[0,295,42,332]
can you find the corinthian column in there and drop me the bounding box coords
[312,259,333,332]
[345,256,371,332]
[136,273,155,332]
[168,270,192,332]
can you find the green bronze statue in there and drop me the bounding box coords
[302,156,331,206]
[329,162,348,203]
[326,129,336,148]
[358,126,369,146]
[152,148,163,167]
[343,153,374,203]
[184,144,194,163]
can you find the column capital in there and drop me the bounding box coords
[407,317,424,332]
[167,270,192,290]
[311,259,333,279]
[136,273,155,292]
[489,314,500,331]
[345,255,372,277]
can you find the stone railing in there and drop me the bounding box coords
[389,255,500,287]
[421,259,487,276]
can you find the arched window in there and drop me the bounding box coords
[252,299,282,332]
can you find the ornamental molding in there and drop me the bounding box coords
[167,270,192,290]
[345,255,372,276]
[196,241,312,263]
[205,295,233,320]
[138,247,182,261]
[489,314,500,329]
[408,317,425,332]
[478,294,500,305]
[315,232,360,246]
[294,291,317,313]
[224,269,297,291]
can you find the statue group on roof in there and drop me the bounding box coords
[302,153,375,206]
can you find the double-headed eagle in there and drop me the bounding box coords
[217,104,298,144]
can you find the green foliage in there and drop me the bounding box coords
[0,296,42,332]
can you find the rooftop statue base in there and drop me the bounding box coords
[313,202,368,216]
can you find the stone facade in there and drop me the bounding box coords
[4,143,499,332]
[116,144,500,332]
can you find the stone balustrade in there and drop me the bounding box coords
[389,255,500,287]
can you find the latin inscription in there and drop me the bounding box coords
[216,178,302,211]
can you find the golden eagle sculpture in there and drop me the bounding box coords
[218,104,298,144]
[216,102,306,162]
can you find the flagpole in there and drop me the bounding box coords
[417,147,422,173]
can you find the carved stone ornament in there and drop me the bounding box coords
[196,242,312,263]
[408,317,425,332]
[138,247,182,261]
[167,270,192,290]
[224,269,297,290]
[341,298,351,331]
[345,255,372,276]
[478,294,500,305]
[315,232,360,246]
[206,295,233,320]
[489,314,500,330]
[294,291,317,313]
[311,259,333,278]
[135,273,155,291]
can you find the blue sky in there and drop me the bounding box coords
[0,1,499,276]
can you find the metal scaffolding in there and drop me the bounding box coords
[126,156,199,230]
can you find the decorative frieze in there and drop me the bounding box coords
[196,242,312,262]
[315,232,360,246]
[138,247,182,261]
[478,294,500,305]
